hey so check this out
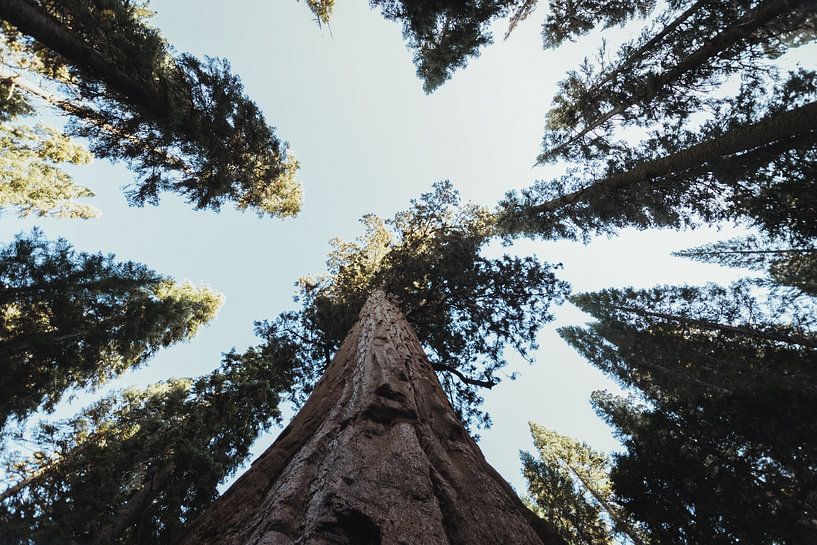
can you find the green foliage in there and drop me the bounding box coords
[541,0,656,49]
[367,0,663,89]
[499,70,817,241]
[256,181,568,430]
[564,282,817,544]
[675,234,817,296]
[499,0,817,242]
[538,0,812,164]
[370,0,529,92]
[0,122,98,219]
[0,0,301,216]
[0,230,223,429]
[0,336,295,544]
[522,422,631,545]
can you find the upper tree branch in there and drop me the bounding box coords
[431,362,497,389]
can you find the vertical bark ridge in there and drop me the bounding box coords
[177,290,566,545]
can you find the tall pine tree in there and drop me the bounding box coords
[498,1,817,242]
[0,331,297,545]
[0,0,301,216]
[0,230,223,429]
[561,281,817,544]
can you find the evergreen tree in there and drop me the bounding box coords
[562,284,817,544]
[675,235,817,296]
[0,230,223,429]
[541,0,656,49]
[499,70,817,241]
[0,333,297,545]
[594,389,817,545]
[0,121,98,219]
[258,181,569,430]
[497,0,817,242]
[521,422,645,545]
[0,0,301,216]
[539,0,816,164]
[361,0,665,91]
[369,0,530,92]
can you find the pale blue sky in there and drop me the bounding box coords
[5,0,810,493]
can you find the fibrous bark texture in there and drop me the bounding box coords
[178,290,565,545]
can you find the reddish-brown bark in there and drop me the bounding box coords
[177,290,565,545]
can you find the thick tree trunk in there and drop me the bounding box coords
[177,290,565,545]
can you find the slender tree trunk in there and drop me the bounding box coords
[527,100,817,215]
[92,462,176,545]
[0,456,60,502]
[178,290,565,545]
[561,462,645,545]
[608,303,817,349]
[680,249,815,257]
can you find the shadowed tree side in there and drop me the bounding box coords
[178,290,567,545]
[561,280,817,544]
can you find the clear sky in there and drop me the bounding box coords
[4,0,811,494]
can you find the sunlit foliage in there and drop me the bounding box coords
[0,336,295,544]
[522,422,647,545]
[0,0,301,216]
[255,181,569,430]
[0,230,223,429]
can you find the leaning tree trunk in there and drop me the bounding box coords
[177,290,565,545]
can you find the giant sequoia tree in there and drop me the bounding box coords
[256,181,568,430]
[0,0,301,216]
[0,230,222,429]
[176,290,567,544]
[1,183,569,543]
